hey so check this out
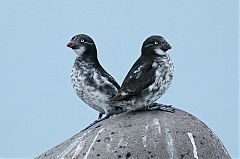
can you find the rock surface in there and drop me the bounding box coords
[35,108,231,159]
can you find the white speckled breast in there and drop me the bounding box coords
[127,55,174,110]
[147,55,174,102]
[71,60,119,114]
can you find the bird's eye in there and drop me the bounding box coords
[154,41,158,45]
[80,39,85,43]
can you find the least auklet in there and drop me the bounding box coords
[111,35,174,112]
[67,34,125,119]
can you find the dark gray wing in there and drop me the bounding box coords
[95,61,120,89]
[111,56,156,101]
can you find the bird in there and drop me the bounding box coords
[67,34,125,121]
[111,35,175,112]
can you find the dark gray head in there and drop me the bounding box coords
[67,34,97,59]
[141,35,171,57]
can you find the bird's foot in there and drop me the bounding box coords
[81,115,110,131]
[114,106,127,115]
[98,112,104,120]
[106,106,127,116]
[147,103,175,113]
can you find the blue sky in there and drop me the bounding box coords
[0,0,239,158]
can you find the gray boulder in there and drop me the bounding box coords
[36,108,231,159]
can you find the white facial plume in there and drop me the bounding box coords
[154,48,168,56]
[73,46,86,57]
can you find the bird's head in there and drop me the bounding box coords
[67,34,97,58]
[141,35,171,57]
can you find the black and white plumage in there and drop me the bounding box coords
[111,35,174,111]
[67,34,124,118]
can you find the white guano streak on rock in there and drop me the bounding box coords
[83,128,104,159]
[72,140,86,159]
[153,118,161,135]
[142,124,149,148]
[142,136,147,148]
[145,124,149,130]
[58,132,87,159]
[106,143,111,152]
[187,132,199,159]
[106,137,112,152]
[165,128,175,159]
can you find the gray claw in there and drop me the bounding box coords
[148,103,175,113]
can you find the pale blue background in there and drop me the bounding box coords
[0,0,239,158]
